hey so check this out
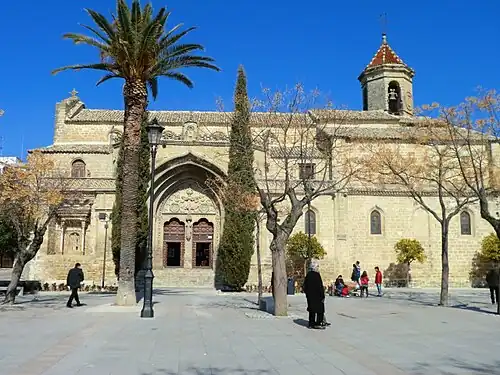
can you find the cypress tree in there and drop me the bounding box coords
[112,113,150,277]
[216,66,257,290]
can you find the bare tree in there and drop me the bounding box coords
[360,121,476,306]
[0,151,77,303]
[211,84,358,315]
[255,211,266,305]
[249,85,358,315]
[432,90,500,238]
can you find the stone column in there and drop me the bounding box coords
[81,220,86,255]
[60,220,66,254]
[184,218,193,268]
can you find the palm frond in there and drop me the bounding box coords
[96,73,122,86]
[160,72,193,88]
[52,63,116,75]
[85,9,116,40]
[79,24,111,44]
[159,26,196,50]
[55,1,220,96]
[147,77,159,99]
[62,33,111,52]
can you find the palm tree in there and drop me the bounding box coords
[53,0,220,305]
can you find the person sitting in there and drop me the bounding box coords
[334,275,344,296]
[334,275,351,297]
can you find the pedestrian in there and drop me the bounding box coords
[66,262,84,308]
[303,260,325,329]
[360,271,369,298]
[351,261,361,285]
[375,266,383,297]
[486,265,499,305]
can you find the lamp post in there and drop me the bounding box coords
[141,118,164,318]
[98,213,110,289]
[306,185,314,269]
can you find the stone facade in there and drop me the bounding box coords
[22,36,498,288]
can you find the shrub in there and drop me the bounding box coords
[470,233,500,287]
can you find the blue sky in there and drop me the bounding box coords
[0,1,498,159]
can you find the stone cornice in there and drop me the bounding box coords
[63,178,116,192]
[30,144,112,155]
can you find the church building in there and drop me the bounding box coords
[23,35,495,288]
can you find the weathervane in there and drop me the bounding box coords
[379,12,388,40]
[70,88,79,98]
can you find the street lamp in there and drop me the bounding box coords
[141,117,164,318]
[306,185,315,269]
[98,212,110,289]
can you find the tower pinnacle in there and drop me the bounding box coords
[358,35,415,116]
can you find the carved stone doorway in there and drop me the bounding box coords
[163,218,185,267]
[192,219,214,268]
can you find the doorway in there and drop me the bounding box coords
[195,242,211,267]
[192,219,214,268]
[163,218,185,267]
[165,242,182,267]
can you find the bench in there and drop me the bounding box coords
[0,280,24,296]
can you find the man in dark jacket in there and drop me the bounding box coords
[303,260,325,329]
[486,266,499,305]
[66,263,84,308]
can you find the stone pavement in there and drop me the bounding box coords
[1,288,500,375]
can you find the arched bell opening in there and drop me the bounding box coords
[388,81,402,115]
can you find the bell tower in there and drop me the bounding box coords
[358,34,415,116]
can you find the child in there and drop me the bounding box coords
[360,271,369,298]
[375,266,383,297]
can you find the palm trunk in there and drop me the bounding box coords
[3,256,25,304]
[255,218,263,305]
[439,220,450,306]
[115,81,148,306]
[270,234,288,316]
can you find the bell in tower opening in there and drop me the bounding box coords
[358,34,415,116]
[388,81,402,115]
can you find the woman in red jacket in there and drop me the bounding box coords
[360,271,369,298]
[375,266,383,297]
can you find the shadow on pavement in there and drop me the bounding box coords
[414,358,500,375]
[382,291,437,307]
[243,297,259,306]
[153,289,213,296]
[450,303,498,316]
[141,368,274,375]
[292,318,309,328]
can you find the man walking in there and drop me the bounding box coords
[486,266,499,305]
[66,263,84,308]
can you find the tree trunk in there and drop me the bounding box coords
[3,256,25,304]
[439,221,450,306]
[116,81,148,306]
[406,262,411,288]
[3,229,46,304]
[255,219,263,305]
[270,234,288,316]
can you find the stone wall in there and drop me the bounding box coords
[26,95,498,289]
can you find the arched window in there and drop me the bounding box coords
[71,160,86,178]
[305,210,316,235]
[387,81,402,115]
[362,86,368,111]
[370,210,382,235]
[460,211,472,235]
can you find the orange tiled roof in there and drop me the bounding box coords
[365,34,406,69]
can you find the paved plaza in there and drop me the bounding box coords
[1,287,500,375]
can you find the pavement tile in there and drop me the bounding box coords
[2,288,500,374]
